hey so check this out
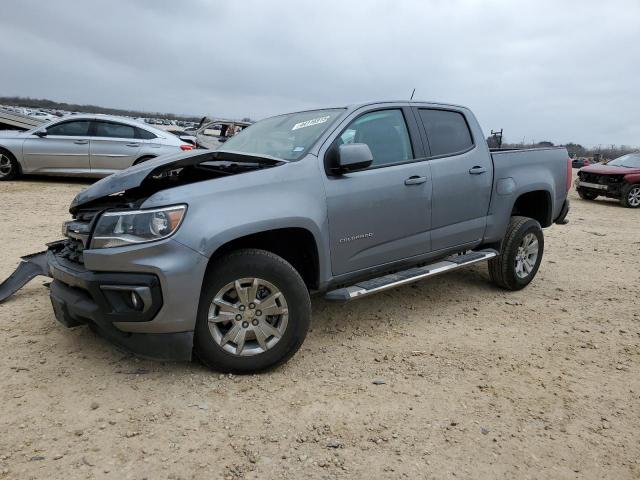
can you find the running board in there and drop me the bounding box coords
[325,249,498,302]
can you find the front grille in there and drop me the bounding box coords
[60,209,100,264]
[580,172,606,184]
[57,238,86,264]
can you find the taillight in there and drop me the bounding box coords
[180,144,194,151]
[566,158,572,191]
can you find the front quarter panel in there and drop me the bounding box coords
[0,137,26,170]
[624,172,640,185]
[140,155,331,283]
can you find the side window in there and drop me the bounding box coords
[136,128,156,140]
[338,109,413,167]
[418,109,473,157]
[46,121,90,136]
[94,122,136,139]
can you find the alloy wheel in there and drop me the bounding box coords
[207,277,289,356]
[0,154,12,178]
[514,232,539,279]
[628,186,640,207]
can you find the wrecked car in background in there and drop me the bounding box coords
[0,114,194,180]
[575,152,640,207]
[193,119,251,149]
[0,101,571,373]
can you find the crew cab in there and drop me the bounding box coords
[0,101,571,372]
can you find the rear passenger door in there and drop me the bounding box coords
[89,121,143,175]
[415,108,492,251]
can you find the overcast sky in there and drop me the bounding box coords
[1,0,639,146]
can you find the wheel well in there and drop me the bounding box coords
[134,155,156,165]
[511,190,552,227]
[210,228,319,289]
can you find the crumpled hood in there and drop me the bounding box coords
[71,151,197,210]
[70,149,285,211]
[580,164,640,175]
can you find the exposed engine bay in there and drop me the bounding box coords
[0,150,284,303]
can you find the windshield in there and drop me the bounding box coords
[608,153,640,168]
[219,109,344,161]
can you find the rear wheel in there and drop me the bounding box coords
[489,216,544,291]
[194,249,311,373]
[577,189,598,201]
[0,150,20,180]
[620,184,640,208]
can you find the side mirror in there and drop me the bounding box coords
[35,130,48,137]
[336,143,373,173]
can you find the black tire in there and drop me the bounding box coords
[620,183,640,208]
[489,216,544,291]
[577,189,598,201]
[194,249,311,373]
[0,149,20,180]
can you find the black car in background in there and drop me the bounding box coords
[572,158,591,168]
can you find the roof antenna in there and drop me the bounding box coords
[410,88,416,101]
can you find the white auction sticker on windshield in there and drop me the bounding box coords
[292,116,330,131]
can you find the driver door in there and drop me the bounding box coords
[322,107,432,276]
[22,119,91,174]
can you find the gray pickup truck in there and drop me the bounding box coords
[0,101,570,372]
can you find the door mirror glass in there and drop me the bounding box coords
[337,143,373,172]
[35,130,48,137]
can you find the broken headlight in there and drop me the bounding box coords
[90,205,187,249]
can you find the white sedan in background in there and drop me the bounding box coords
[0,114,195,180]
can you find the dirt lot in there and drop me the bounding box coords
[1,174,639,480]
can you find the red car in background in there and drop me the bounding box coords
[575,153,640,208]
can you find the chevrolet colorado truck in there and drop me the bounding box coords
[0,101,571,372]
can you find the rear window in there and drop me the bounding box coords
[136,128,156,140]
[418,109,473,157]
[94,121,136,139]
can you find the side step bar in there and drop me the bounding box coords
[325,249,498,302]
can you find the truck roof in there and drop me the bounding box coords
[278,100,469,118]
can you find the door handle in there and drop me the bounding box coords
[126,143,141,147]
[404,175,428,185]
[73,140,89,145]
[469,166,487,175]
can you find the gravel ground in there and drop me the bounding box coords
[0,174,639,480]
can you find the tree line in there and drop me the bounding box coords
[0,96,203,122]
[487,134,637,160]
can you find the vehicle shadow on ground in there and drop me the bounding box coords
[310,266,494,330]
[13,175,96,186]
[52,266,495,375]
[576,197,625,208]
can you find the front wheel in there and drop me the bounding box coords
[0,150,20,180]
[489,216,544,291]
[194,249,311,373]
[620,184,640,208]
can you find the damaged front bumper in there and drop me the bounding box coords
[2,239,207,361]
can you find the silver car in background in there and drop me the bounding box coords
[0,114,194,180]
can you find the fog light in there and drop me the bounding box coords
[130,291,143,311]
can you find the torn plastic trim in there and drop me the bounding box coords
[0,250,51,303]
